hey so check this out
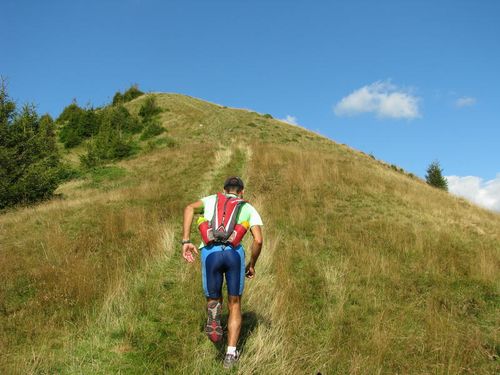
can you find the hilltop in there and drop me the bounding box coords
[1,93,499,374]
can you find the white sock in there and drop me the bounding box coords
[226,346,237,355]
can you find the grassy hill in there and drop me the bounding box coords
[1,93,499,374]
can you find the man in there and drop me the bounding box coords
[181,176,263,369]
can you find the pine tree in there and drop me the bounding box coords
[425,161,448,191]
[0,78,61,208]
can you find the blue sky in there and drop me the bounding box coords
[3,0,500,210]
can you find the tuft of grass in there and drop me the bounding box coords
[90,165,127,183]
[78,165,128,190]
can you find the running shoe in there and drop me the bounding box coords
[205,300,223,342]
[223,350,240,369]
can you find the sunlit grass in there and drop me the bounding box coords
[1,94,498,374]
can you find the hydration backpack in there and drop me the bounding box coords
[198,192,248,246]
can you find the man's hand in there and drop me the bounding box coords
[182,200,203,262]
[182,243,199,263]
[245,264,255,279]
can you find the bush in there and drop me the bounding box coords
[57,103,99,148]
[138,96,163,120]
[98,105,142,134]
[112,84,144,105]
[138,96,165,140]
[76,97,142,167]
[123,85,144,102]
[56,162,82,182]
[112,92,124,106]
[140,120,165,140]
[80,124,135,169]
[0,79,61,209]
[79,144,100,169]
[263,113,273,119]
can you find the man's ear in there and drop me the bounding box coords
[239,189,245,197]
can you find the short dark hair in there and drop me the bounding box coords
[224,176,244,192]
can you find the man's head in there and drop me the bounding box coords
[224,176,245,195]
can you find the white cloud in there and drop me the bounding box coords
[455,96,476,108]
[334,80,420,119]
[280,115,298,125]
[446,174,500,212]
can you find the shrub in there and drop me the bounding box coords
[263,113,273,119]
[122,85,144,102]
[138,96,165,140]
[140,120,165,140]
[112,92,124,106]
[56,162,82,182]
[112,84,144,105]
[138,96,163,121]
[79,144,100,169]
[98,105,142,134]
[57,103,99,148]
[80,124,135,169]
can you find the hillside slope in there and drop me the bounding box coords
[1,94,499,374]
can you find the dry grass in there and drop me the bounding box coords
[0,142,213,373]
[1,94,498,374]
[242,143,499,374]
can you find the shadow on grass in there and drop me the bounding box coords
[200,311,263,360]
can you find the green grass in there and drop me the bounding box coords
[0,93,498,374]
[89,165,128,183]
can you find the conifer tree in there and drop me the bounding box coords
[425,161,448,191]
[0,78,61,208]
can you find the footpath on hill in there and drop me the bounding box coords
[54,144,284,374]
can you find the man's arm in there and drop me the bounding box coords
[182,200,203,262]
[245,225,263,279]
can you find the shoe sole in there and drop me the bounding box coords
[205,301,223,343]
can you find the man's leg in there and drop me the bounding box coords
[227,295,242,347]
[224,245,245,348]
[202,248,224,342]
[222,247,245,368]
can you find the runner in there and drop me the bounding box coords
[181,176,263,369]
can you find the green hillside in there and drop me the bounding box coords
[1,93,499,374]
